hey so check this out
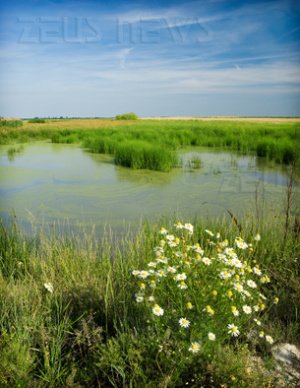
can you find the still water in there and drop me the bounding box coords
[0,142,297,232]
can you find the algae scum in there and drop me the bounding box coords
[0,142,297,232]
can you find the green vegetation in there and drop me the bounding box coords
[0,210,299,387]
[115,112,139,120]
[0,119,23,128]
[0,118,299,171]
[28,118,46,123]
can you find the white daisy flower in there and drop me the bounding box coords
[179,317,190,328]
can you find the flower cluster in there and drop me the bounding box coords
[132,222,276,353]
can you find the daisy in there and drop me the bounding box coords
[178,281,188,290]
[160,227,168,235]
[175,221,183,229]
[231,306,240,316]
[242,305,252,314]
[175,273,187,282]
[167,266,177,274]
[205,229,214,237]
[179,317,190,328]
[188,342,200,353]
[208,332,216,341]
[186,302,193,310]
[246,280,257,289]
[139,270,150,279]
[136,296,144,303]
[152,304,164,316]
[227,323,240,337]
[44,282,54,294]
[184,223,194,234]
[254,233,261,241]
[253,267,262,276]
[253,318,261,326]
[265,335,274,345]
[202,257,212,266]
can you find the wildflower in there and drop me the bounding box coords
[227,290,233,298]
[204,305,215,316]
[189,342,200,353]
[253,305,260,312]
[160,227,168,235]
[227,323,240,337]
[175,273,187,282]
[220,270,232,280]
[205,229,214,237]
[179,318,191,328]
[208,332,216,341]
[136,296,144,303]
[211,290,218,297]
[219,239,228,248]
[246,280,257,289]
[265,335,274,345]
[234,283,244,293]
[139,283,146,289]
[166,234,175,241]
[132,270,139,276]
[274,297,279,304]
[148,296,155,302]
[178,281,188,290]
[259,331,265,338]
[157,269,167,277]
[184,223,194,234]
[193,245,204,255]
[231,306,240,316]
[175,221,183,229]
[235,237,248,250]
[260,303,266,310]
[260,275,271,284]
[152,304,164,316]
[150,280,156,288]
[242,305,252,314]
[44,282,54,294]
[167,266,177,274]
[202,257,212,265]
[139,270,150,279]
[253,318,261,326]
[253,267,262,276]
[148,262,157,268]
[186,302,193,310]
[254,233,261,241]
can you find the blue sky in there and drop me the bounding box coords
[0,0,299,117]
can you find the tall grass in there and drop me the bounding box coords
[0,211,299,386]
[1,118,299,171]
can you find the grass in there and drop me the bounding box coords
[0,118,299,171]
[0,209,299,387]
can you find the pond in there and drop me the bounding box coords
[0,142,297,233]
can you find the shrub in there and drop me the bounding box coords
[28,118,46,123]
[132,222,277,358]
[115,112,138,120]
[0,120,23,128]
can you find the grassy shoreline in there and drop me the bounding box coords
[0,213,299,387]
[1,119,299,171]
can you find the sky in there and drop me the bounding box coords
[0,0,300,117]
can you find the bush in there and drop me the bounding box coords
[0,120,23,128]
[28,118,46,123]
[115,112,138,120]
